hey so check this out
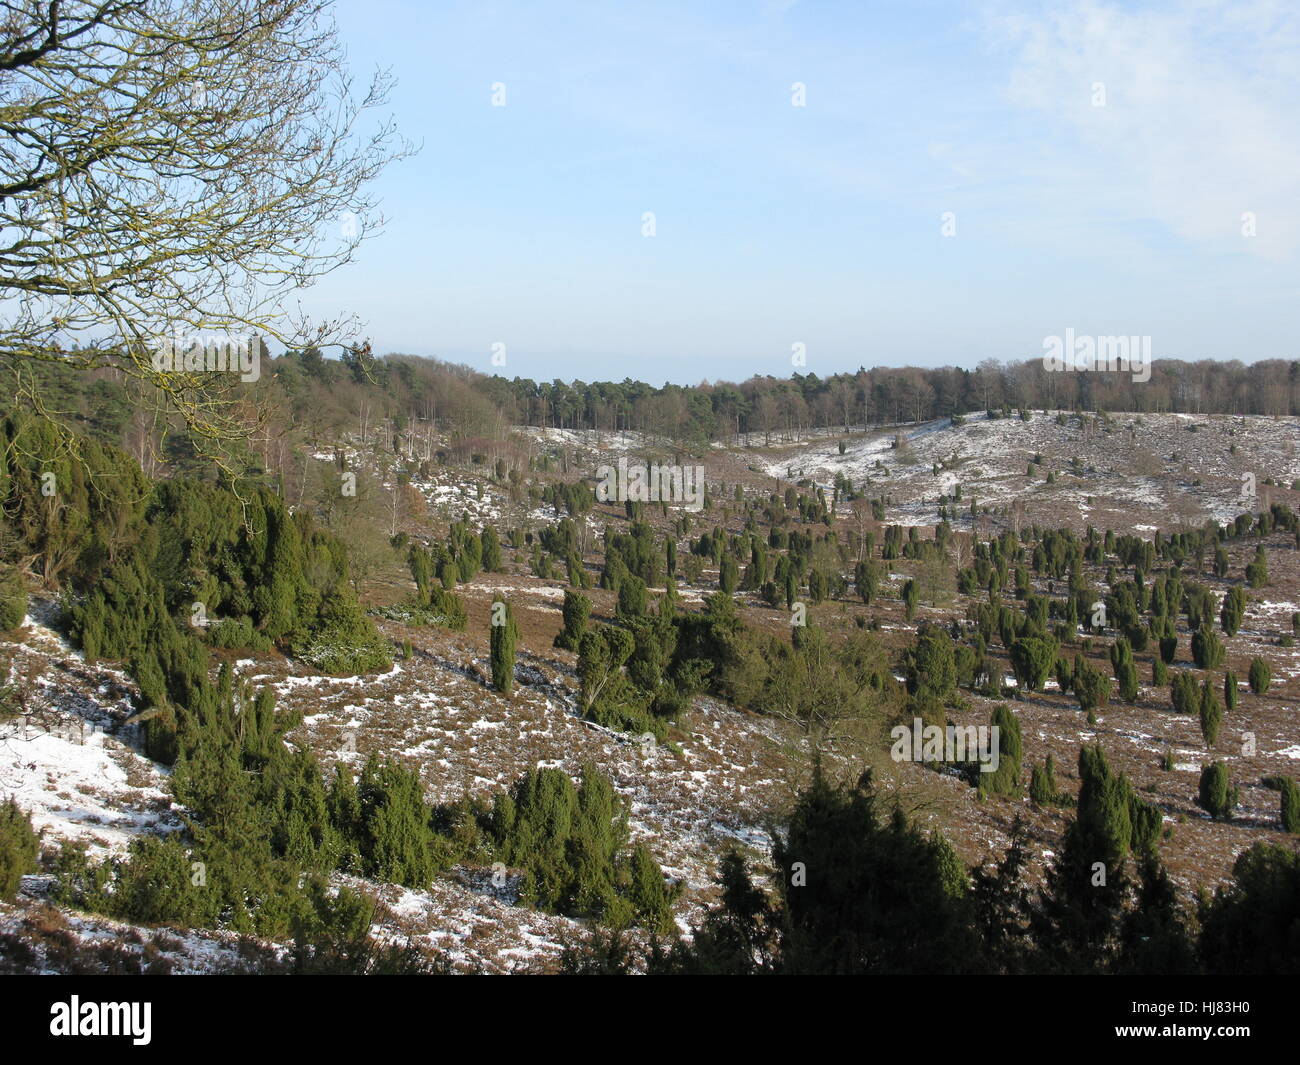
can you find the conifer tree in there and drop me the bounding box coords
[1009,634,1057,692]
[908,626,957,702]
[1156,617,1178,664]
[1116,852,1197,974]
[1245,545,1269,588]
[1029,753,1059,806]
[1072,654,1111,714]
[0,798,39,902]
[979,703,1022,798]
[1197,762,1237,821]
[807,568,828,604]
[771,767,978,974]
[616,575,648,622]
[576,626,637,719]
[1248,656,1271,695]
[0,568,25,631]
[356,755,435,887]
[719,554,739,596]
[1199,680,1222,748]
[902,578,918,621]
[627,842,677,935]
[327,766,364,872]
[1192,624,1225,669]
[1224,669,1238,712]
[480,526,503,572]
[1034,745,1134,969]
[554,589,591,651]
[1115,655,1139,703]
[1221,585,1246,635]
[1171,671,1199,715]
[1200,843,1300,973]
[489,598,518,693]
[854,559,878,605]
[1279,776,1300,834]
[1152,657,1168,686]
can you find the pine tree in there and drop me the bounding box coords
[357,755,435,887]
[0,798,39,902]
[0,567,26,631]
[1073,654,1111,714]
[719,554,739,596]
[1199,680,1222,748]
[1152,657,1168,686]
[1224,669,1238,711]
[554,589,591,651]
[1171,671,1199,714]
[902,578,918,621]
[616,575,648,621]
[1248,656,1271,695]
[1280,777,1300,834]
[1221,585,1246,635]
[1191,624,1225,669]
[1029,753,1059,806]
[480,526,503,572]
[979,703,1022,798]
[1197,761,1237,820]
[489,598,518,693]
[1034,745,1133,969]
[1245,545,1269,588]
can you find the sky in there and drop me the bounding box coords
[296,0,1300,385]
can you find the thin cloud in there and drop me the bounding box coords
[985,0,1300,261]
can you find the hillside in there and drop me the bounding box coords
[2,404,1298,973]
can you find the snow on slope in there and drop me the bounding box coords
[0,610,179,860]
[754,411,1300,530]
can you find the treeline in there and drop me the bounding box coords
[480,357,1300,442]
[373,351,1300,444]
[12,347,1300,473]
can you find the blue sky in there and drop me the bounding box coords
[299,0,1300,384]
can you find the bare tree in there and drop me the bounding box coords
[0,0,412,472]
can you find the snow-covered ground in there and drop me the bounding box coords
[0,613,179,860]
[752,411,1300,531]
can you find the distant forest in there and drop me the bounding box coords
[475,356,1300,442]
[12,349,1300,466]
